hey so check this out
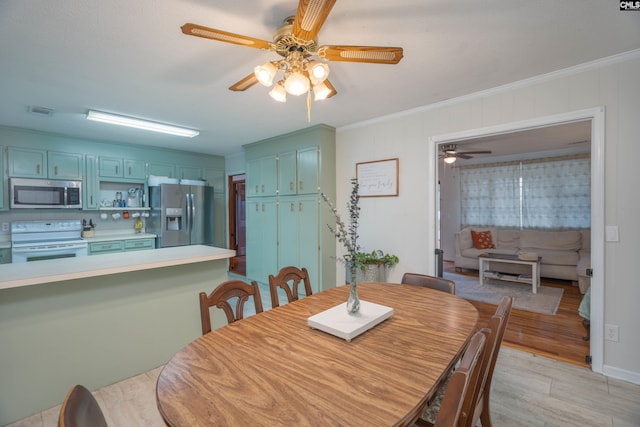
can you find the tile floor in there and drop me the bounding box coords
[6,346,640,427]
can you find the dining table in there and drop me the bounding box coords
[156,282,479,426]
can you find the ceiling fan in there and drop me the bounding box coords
[181,0,403,103]
[440,143,492,164]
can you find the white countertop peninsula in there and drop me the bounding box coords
[0,244,235,425]
[0,245,234,290]
[83,231,157,243]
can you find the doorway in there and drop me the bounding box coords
[228,174,246,275]
[430,108,605,373]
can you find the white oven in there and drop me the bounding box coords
[11,220,88,263]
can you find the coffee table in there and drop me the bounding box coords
[478,253,542,294]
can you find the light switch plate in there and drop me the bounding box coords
[605,225,619,242]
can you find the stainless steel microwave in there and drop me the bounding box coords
[10,178,83,209]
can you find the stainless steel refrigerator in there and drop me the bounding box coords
[148,183,214,248]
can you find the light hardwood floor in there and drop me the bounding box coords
[7,347,640,427]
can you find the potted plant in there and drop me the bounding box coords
[350,250,400,283]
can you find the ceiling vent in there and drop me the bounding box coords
[27,106,54,117]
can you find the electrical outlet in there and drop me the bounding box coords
[1,222,9,232]
[605,324,619,342]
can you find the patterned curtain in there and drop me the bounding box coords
[460,162,520,227]
[459,155,590,229]
[521,156,591,229]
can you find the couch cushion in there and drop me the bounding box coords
[497,229,520,248]
[461,247,518,258]
[471,229,495,249]
[581,229,591,251]
[519,247,580,265]
[519,230,581,251]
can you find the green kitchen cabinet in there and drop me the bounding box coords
[88,240,125,255]
[246,155,277,197]
[148,161,175,178]
[177,165,202,181]
[246,198,278,281]
[277,151,297,196]
[0,248,10,264]
[48,151,83,180]
[7,147,46,178]
[8,147,82,180]
[277,195,320,292]
[124,238,155,252]
[99,157,145,180]
[84,155,100,210]
[296,147,319,194]
[0,146,4,209]
[203,168,224,193]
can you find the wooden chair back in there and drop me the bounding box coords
[268,266,313,308]
[462,296,513,427]
[432,330,487,427]
[199,280,264,334]
[58,384,108,427]
[401,273,456,295]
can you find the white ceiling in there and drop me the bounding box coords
[1,1,638,157]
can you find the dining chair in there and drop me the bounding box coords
[401,272,456,295]
[268,266,313,308]
[199,279,264,334]
[415,329,487,427]
[462,296,513,427]
[58,384,108,427]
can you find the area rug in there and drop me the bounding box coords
[444,272,564,315]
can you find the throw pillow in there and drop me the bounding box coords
[471,229,496,249]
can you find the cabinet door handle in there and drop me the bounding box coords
[290,181,294,191]
[255,203,259,212]
[36,164,40,174]
[261,184,265,193]
[290,203,294,212]
[90,196,94,205]
[54,166,58,176]
[116,165,119,175]
[299,202,303,212]
[299,180,303,191]
[129,166,132,176]
[261,203,265,212]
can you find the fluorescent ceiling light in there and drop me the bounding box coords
[86,110,199,138]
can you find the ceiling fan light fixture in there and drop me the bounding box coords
[86,110,199,138]
[312,81,331,101]
[254,62,277,86]
[443,156,457,164]
[284,71,310,96]
[269,81,287,102]
[307,60,329,85]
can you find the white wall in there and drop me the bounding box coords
[335,50,640,382]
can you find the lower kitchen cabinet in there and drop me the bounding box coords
[88,238,155,255]
[0,248,11,264]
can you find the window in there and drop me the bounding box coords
[460,155,590,229]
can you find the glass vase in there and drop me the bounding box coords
[346,265,361,314]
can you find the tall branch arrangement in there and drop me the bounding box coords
[321,178,361,266]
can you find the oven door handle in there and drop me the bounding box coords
[12,243,88,254]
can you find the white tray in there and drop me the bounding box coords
[308,300,393,341]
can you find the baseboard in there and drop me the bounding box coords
[603,364,640,386]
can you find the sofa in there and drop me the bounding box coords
[454,227,591,293]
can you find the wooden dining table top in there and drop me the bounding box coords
[156,282,479,427]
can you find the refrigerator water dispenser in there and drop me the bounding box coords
[165,208,183,231]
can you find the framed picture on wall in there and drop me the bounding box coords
[356,158,399,197]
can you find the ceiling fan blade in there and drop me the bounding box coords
[317,45,403,64]
[457,154,473,159]
[181,23,273,50]
[229,73,259,92]
[458,150,492,155]
[323,79,337,98]
[292,0,336,41]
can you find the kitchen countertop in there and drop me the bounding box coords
[83,232,157,243]
[0,245,235,291]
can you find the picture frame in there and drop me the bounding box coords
[356,158,399,197]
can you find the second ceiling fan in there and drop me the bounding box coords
[440,144,492,164]
[181,0,404,102]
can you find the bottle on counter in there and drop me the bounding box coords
[134,217,144,234]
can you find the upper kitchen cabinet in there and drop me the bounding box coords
[8,147,82,180]
[99,156,145,180]
[177,165,203,181]
[277,151,297,196]
[246,155,277,197]
[295,147,319,195]
[84,155,99,210]
[203,168,224,193]
[8,147,46,178]
[148,161,175,178]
